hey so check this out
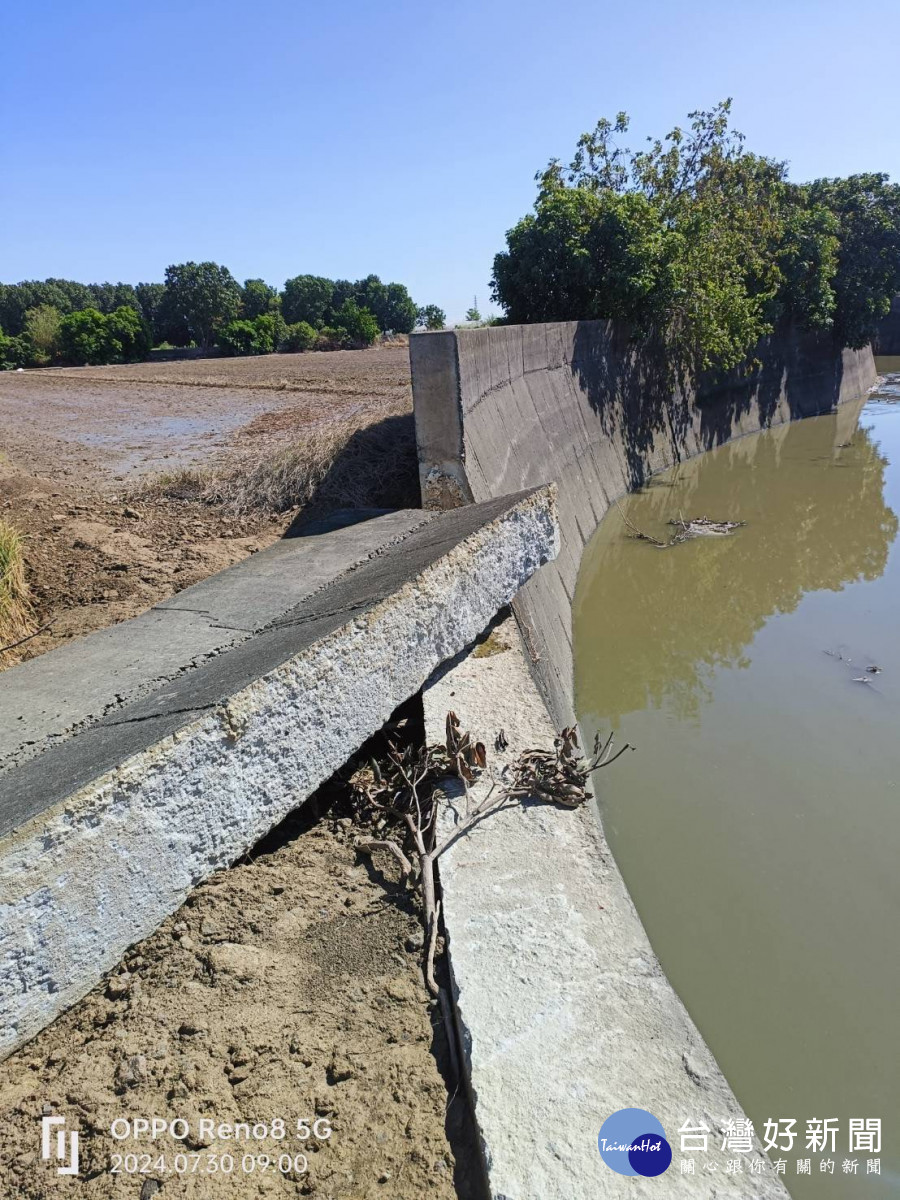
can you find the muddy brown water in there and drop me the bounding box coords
[574,367,900,1199]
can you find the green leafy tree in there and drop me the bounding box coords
[58,309,114,365]
[465,305,482,323]
[0,279,94,335]
[163,262,242,350]
[280,321,318,352]
[808,173,900,347]
[87,282,140,314]
[216,313,281,356]
[106,306,151,360]
[378,282,418,333]
[333,299,380,347]
[282,275,334,327]
[241,279,279,320]
[135,283,169,344]
[0,327,27,369]
[22,305,63,366]
[416,304,446,330]
[492,100,900,373]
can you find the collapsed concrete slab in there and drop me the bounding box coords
[0,489,558,1059]
[424,623,789,1199]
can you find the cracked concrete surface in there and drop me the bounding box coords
[0,508,434,775]
[0,489,558,1058]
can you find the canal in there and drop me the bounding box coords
[574,365,900,1198]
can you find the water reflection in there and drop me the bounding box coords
[574,388,900,1200]
[576,401,898,726]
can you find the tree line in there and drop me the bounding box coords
[491,100,900,377]
[0,264,448,369]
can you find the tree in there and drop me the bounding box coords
[58,309,114,365]
[241,278,279,320]
[282,275,334,326]
[416,304,446,331]
[106,306,151,360]
[377,282,418,333]
[22,305,63,366]
[808,173,900,348]
[465,305,482,323]
[280,321,318,352]
[87,282,140,314]
[491,100,900,374]
[0,327,27,369]
[333,299,380,347]
[163,261,242,350]
[135,282,168,344]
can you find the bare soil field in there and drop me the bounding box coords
[0,347,481,1199]
[0,347,414,661]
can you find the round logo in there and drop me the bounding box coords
[598,1108,672,1177]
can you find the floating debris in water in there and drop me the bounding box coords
[616,500,746,548]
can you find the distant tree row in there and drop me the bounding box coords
[0,264,446,368]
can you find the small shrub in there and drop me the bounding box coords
[279,321,317,352]
[217,318,267,356]
[316,325,349,351]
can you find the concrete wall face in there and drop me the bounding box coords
[411,322,877,725]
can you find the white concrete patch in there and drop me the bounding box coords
[0,491,558,1059]
[424,621,789,1200]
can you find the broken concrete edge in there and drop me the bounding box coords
[423,621,790,1200]
[0,487,559,1060]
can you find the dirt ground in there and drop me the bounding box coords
[0,784,479,1200]
[0,348,481,1199]
[0,347,412,661]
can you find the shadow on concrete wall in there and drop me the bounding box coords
[570,321,851,490]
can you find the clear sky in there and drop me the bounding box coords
[2,0,899,323]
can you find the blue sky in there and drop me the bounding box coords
[2,0,899,323]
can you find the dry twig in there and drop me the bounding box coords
[350,712,633,1079]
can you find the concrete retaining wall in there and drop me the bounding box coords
[411,321,877,725]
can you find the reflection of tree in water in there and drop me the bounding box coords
[574,413,899,725]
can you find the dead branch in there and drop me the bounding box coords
[350,712,633,1082]
[0,620,54,655]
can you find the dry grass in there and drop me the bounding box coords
[131,466,214,502]
[0,519,35,660]
[209,405,419,515]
